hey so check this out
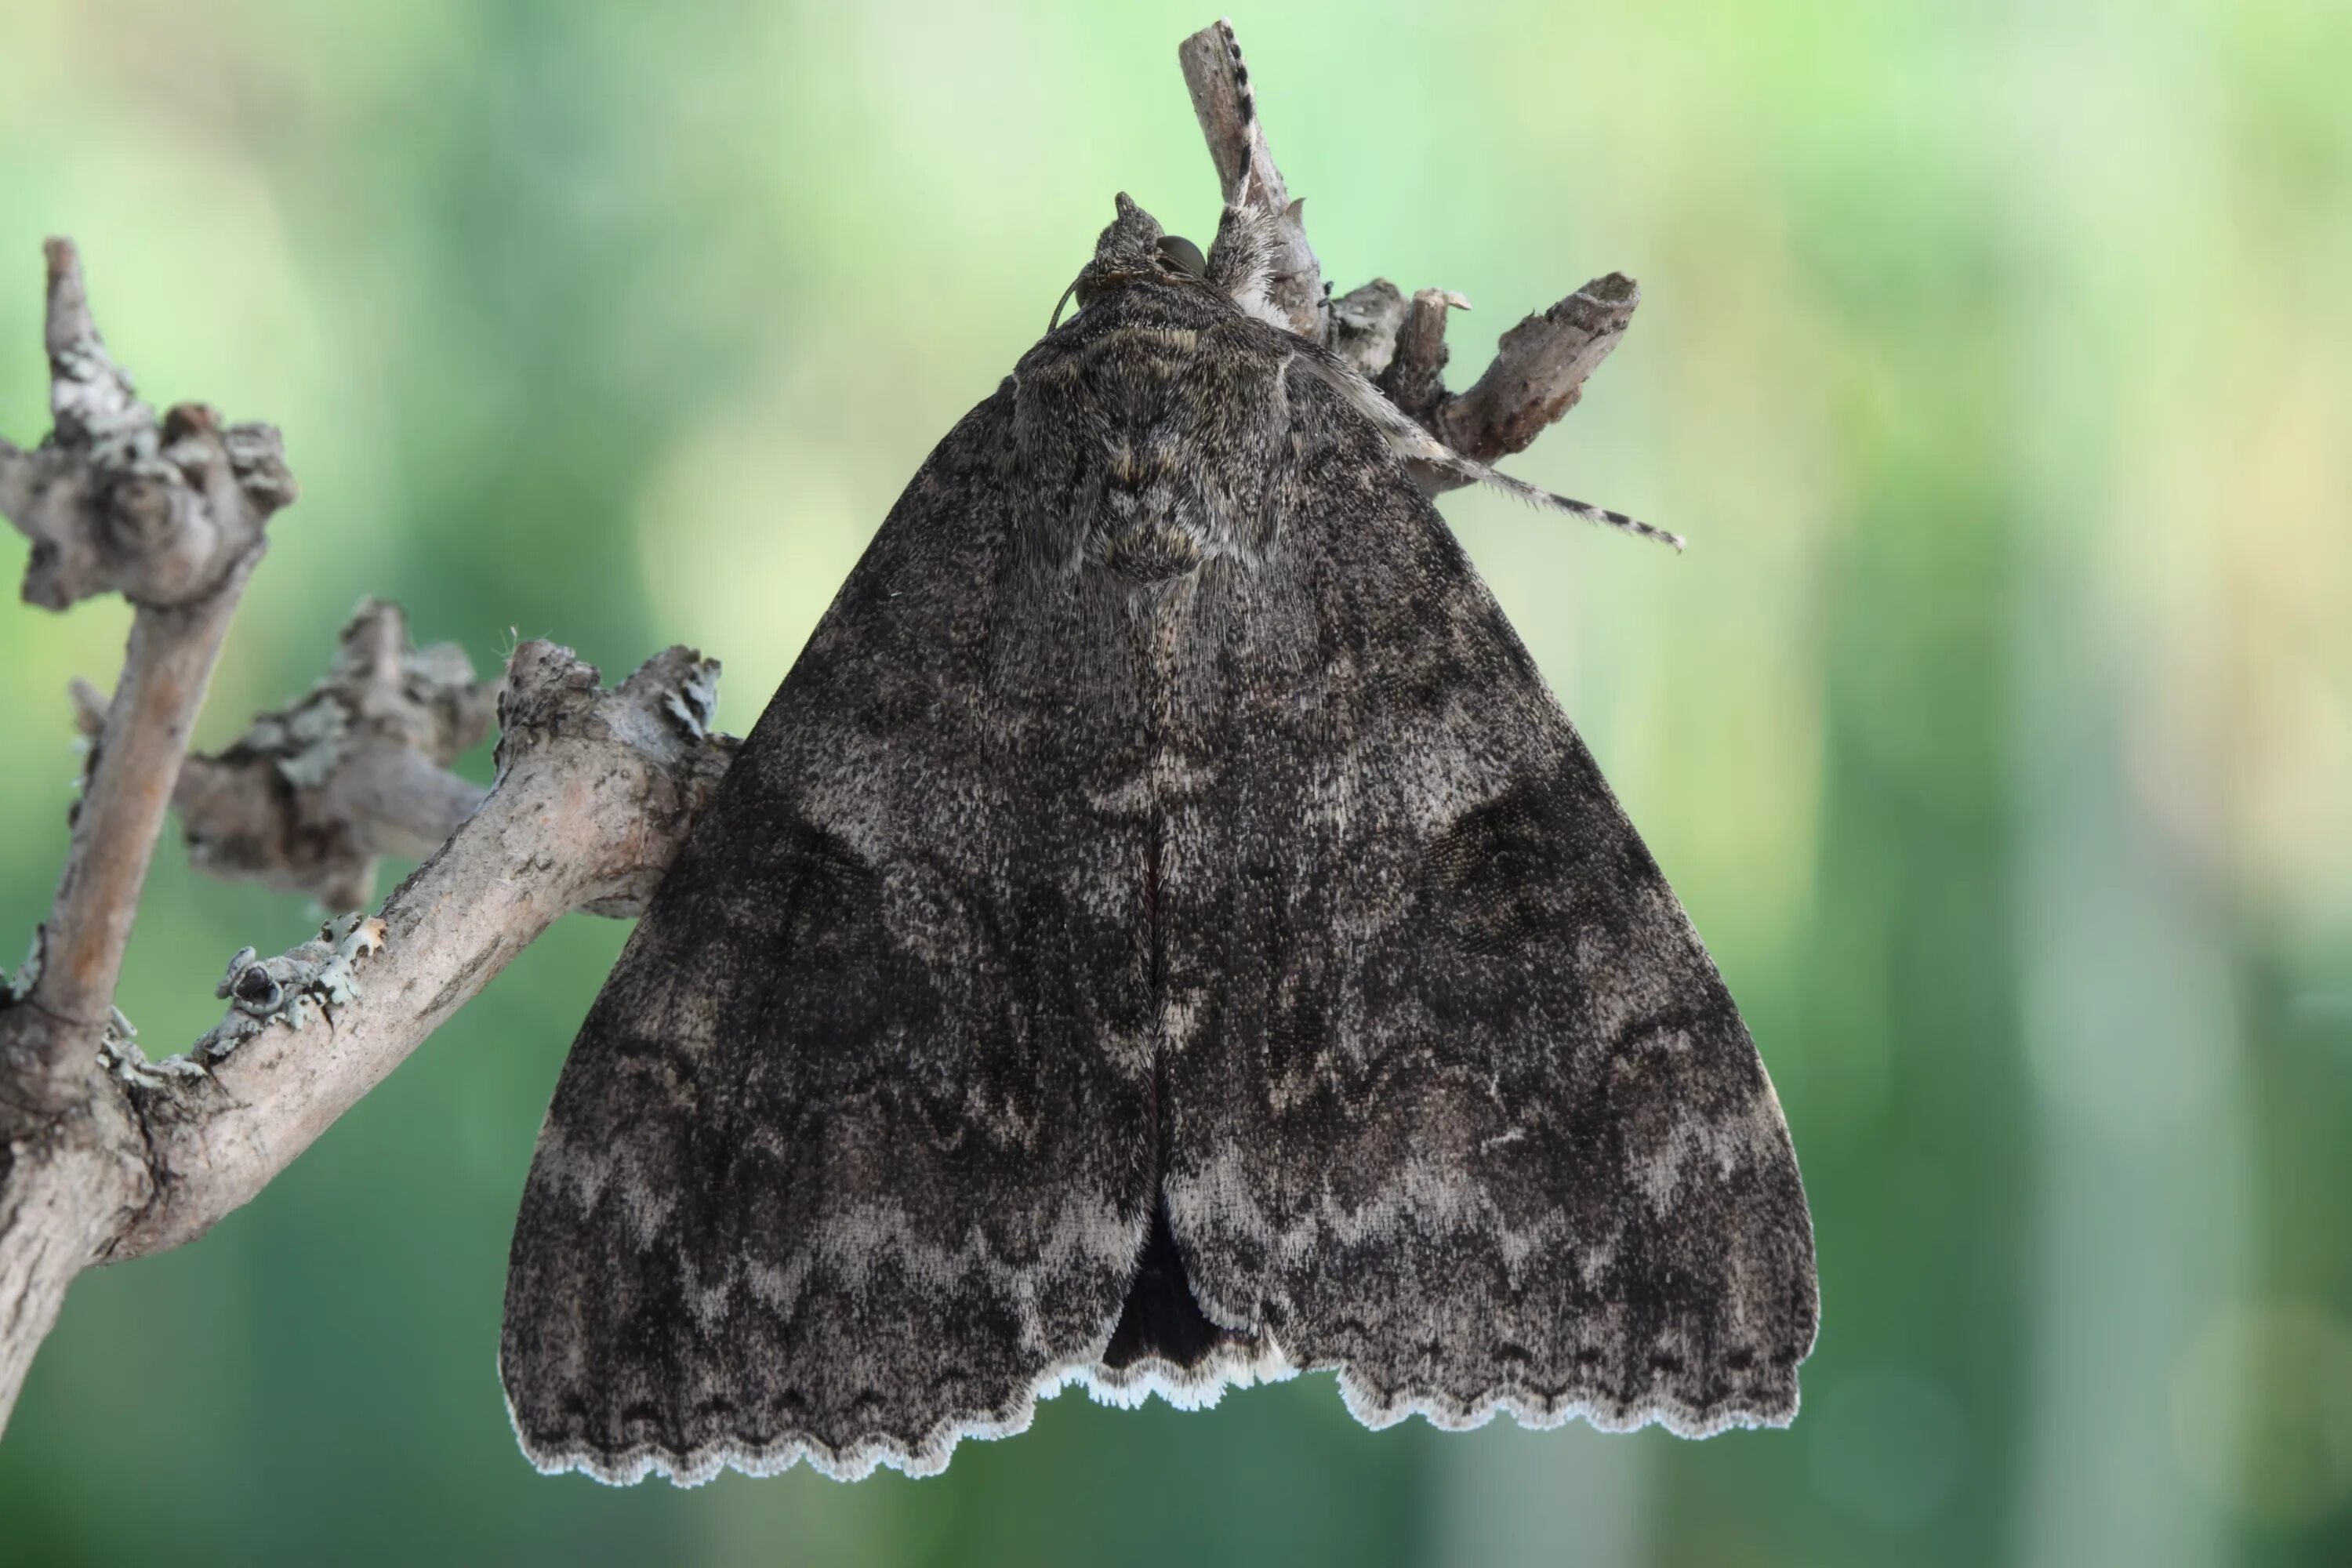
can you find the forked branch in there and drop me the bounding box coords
[1,241,296,1091]
[1178,19,1639,485]
[0,248,735,1432]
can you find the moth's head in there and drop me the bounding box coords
[1051,194,1211,329]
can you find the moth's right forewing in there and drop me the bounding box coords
[500,386,1158,1484]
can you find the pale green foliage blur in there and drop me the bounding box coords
[2,2,2349,1564]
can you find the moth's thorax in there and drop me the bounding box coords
[1013,281,1293,587]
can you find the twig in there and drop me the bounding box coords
[142,599,501,910]
[1,241,295,1097]
[0,635,735,1425]
[111,640,735,1261]
[1178,21,1325,340]
[5,244,296,612]
[1436,272,1641,466]
[1,238,297,1422]
[1178,23,1639,482]
[1379,286,1470,428]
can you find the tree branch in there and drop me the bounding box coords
[6,242,296,613]
[1435,271,1641,466]
[1178,20,1324,340]
[1179,22,1639,484]
[110,639,735,1262]
[0,240,738,1432]
[133,598,503,912]
[1,241,295,1100]
[0,633,734,1425]
[1378,286,1471,428]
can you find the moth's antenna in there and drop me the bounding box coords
[1048,278,1081,333]
[1489,481,1682,550]
[1294,346,1684,551]
[1415,450,1686,551]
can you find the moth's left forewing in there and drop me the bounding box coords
[1155,351,1819,1436]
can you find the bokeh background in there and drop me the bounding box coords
[4,1,2349,1563]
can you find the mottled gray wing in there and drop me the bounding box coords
[1156,361,1818,1436]
[500,387,1156,1483]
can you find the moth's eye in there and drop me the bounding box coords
[1156,234,1207,278]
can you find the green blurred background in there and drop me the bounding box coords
[4,0,2349,1563]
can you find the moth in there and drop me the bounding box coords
[500,194,1818,1485]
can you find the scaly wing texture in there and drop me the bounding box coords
[1156,348,1818,1436]
[500,388,1158,1483]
